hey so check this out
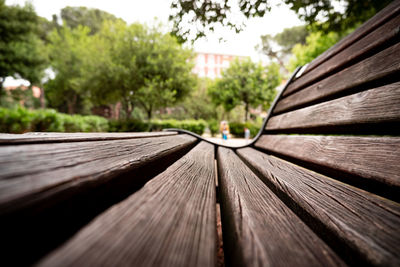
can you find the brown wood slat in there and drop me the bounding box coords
[268,82,400,133]
[255,135,400,193]
[237,147,400,266]
[38,142,216,267]
[274,42,400,114]
[281,13,400,98]
[217,147,345,267]
[0,131,177,144]
[284,0,400,96]
[0,134,197,265]
[0,134,196,214]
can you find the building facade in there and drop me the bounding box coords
[193,52,247,79]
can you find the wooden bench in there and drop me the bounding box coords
[1,2,399,266]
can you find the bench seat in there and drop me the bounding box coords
[0,1,399,266]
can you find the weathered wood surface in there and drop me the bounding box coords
[217,147,344,267]
[39,142,216,267]
[267,83,400,133]
[237,147,400,267]
[280,14,400,99]
[0,134,196,214]
[284,0,400,95]
[255,135,400,190]
[0,131,177,144]
[274,42,400,114]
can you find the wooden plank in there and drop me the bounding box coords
[38,142,216,267]
[217,147,344,267]
[237,147,400,266]
[0,134,196,214]
[0,134,197,265]
[282,14,400,97]
[285,0,400,94]
[255,135,400,191]
[275,42,400,114]
[0,131,177,144]
[268,82,400,133]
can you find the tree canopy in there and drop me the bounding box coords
[0,0,47,89]
[44,19,196,119]
[60,6,121,35]
[170,0,392,42]
[208,58,280,121]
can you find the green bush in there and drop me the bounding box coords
[109,119,206,135]
[0,107,207,135]
[108,119,150,132]
[150,119,206,135]
[229,121,261,138]
[0,107,109,133]
[207,119,219,136]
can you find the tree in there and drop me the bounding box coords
[60,6,120,35]
[169,0,392,42]
[87,21,196,119]
[208,58,280,121]
[0,0,47,94]
[288,31,341,72]
[45,25,93,114]
[174,78,217,120]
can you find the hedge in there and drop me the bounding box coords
[0,107,109,133]
[110,119,207,135]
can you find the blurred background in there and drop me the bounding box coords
[0,0,391,141]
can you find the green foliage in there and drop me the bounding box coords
[287,0,392,34]
[208,58,280,121]
[150,119,206,135]
[1,86,41,109]
[86,21,196,119]
[169,0,391,42]
[207,119,219,136]
[109,119,207,135]
[259,25,308,73]
[172,78,217,120]
[288,31,340,71]
[229,121,261,138]
[274,25,308,53]
[0,0,48,87]
[0,107,108,133]
[108,119,150,132]
[60,6,120,35]
[45,25,93,114]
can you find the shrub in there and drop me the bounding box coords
[108,119,150,132]
[0,107,109,133]
[150,119,206,135]
[229,121,261,138]
[207,119,219,136]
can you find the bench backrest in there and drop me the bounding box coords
[255,0,400,202]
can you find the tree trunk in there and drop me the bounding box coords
[123,103,132,119]
[67,94,77,114]
[40,85,45,109]
[245,102,249,122]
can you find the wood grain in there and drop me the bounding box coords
[268,82,400,133]
[237,147,400,267]
[282,14,400,98]
[285,0,400,93]
[0,131,177,144]
[217,147,344,267]
[255,134,400,191]
[38,142,216,267]
[0,134,196,214]
[275,42,400,114]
